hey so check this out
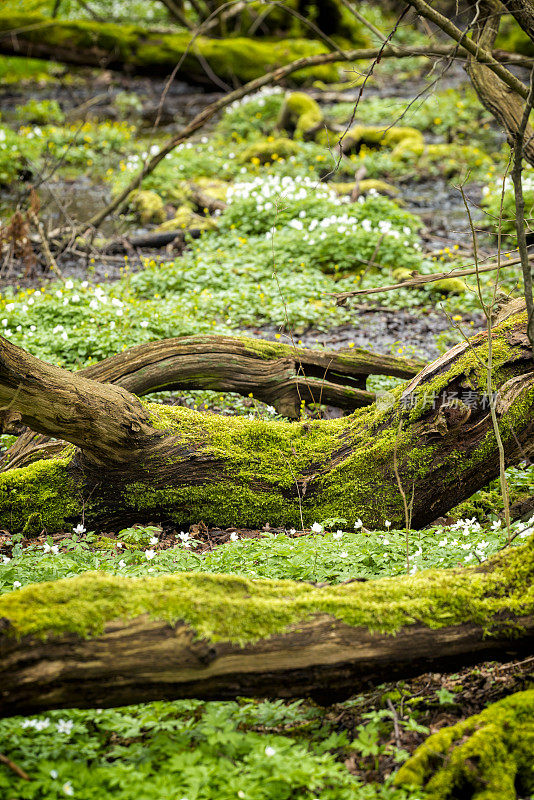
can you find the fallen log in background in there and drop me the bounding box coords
[1,334,422,471]
[1,536,532,716]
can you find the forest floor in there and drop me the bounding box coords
[0,39,533,800]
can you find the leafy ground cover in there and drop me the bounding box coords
[0,12,533,797]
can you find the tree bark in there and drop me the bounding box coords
[466,0,534,167]
[0,308,533,533]
[0,538,532,716]
[0,334,422,472]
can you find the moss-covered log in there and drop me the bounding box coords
[1,333,422,471]
[0,536,533,716]
[0,13,345,85]
[395,689,534,799]
[0,310,533,533]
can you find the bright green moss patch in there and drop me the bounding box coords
[0,456,78,534]
[1,534,533,644]
[0,14,343,83]
[395,689,534,799]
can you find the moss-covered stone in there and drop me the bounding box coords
[157,205,217,232]
[395,690,534,799]
[343,125,425,155]
[330,179,399,198]
[277,91,324,140]
[1,532,533,645]
[427,278,468,295]
[130,190,166,225]
[239,137,302,164]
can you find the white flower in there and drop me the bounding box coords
[73,524,86,535]
[491,520,502,530]
[149,536,158,545]
[438,537,448,547]
[265,746,276,757]
[118,559,126,568]
[13,580,22,589]
[409,564,418,574]
[384,520,391,529]
[339,550,348,558]
[117,542,123,548]
[230,532,238,542]
[63,782,74,796]
[333,530,343,540]
[2,555,10,564]
[64,280,74,290]
[354,518,363,529]
[289,528,296,535]
[144,549,156,560]
[140,320,149,328]
[311,522,322,533]
[464,553,474,562]
[50,770,58,779]
[179,531,190,543]
[43,542,59,555]
[56,719,73,735]
[383,538,390,545]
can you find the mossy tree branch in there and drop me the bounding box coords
[0,536,533,717]
[0,333,422,471]
[0,313,533,533]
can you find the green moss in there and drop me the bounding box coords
[0,456,78,533]
[392,267,414,282]
[344,125,425,154]
[130,190,166,225]
[239,137,302,165]
[278,91,324,140]
[427,278,467,295]
[0,14,343,84]
[330,179,399,198]
[157,205,217,232]
[1,533,533,645]
[395,690,534,799]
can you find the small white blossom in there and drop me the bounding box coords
[230,532,238,542]
[265,746,276,757]
[354,518,363,529]
[149,536,158,545]
[144,549,156,560]
[289,528,296,535]
[384,520,391,530]
[73,524,86,535]
[56,719,73,735]
[13,580,22,589]
[311,522,322,533]
[339,550,348,558]
[118,559,126,568]
[491,520,502,530]
[333,530,343,540]
[2,555,10,564]
[63,782,74,796]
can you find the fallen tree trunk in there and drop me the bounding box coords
[0,536,533,716]
[0,308,533,533]
[0,14,345,85]
[0,334,422,471]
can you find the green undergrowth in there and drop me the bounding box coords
[0,695,421,800]
[1,530,533,642]
[2,515,531,595]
